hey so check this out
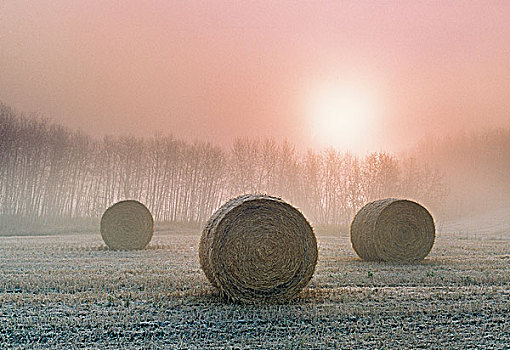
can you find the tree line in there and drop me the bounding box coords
[0,103,447,227]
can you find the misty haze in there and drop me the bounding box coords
[0,1,509,349]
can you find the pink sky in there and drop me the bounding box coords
[1,1,510,153]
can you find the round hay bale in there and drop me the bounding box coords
[100,200,154,250]
[350,198,435,262]
[199,194,318,303]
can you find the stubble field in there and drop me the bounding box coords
[0,226,508,349]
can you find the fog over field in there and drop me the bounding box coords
[1,104,509,234]
[1,1,509,349]
[1,2,510,230]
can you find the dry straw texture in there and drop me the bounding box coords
[100,200,154,250]
[350,198,435,262]
[199,194,318,303]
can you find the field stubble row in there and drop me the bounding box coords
[0,229,508,349]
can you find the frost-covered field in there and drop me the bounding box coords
[0,227,508,349]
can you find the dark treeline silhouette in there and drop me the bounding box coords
[1,103,448,228]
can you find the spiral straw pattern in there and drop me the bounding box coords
[350,198,435,262]
[100,200,154,250]
[199,194,318,303]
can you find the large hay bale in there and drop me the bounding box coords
[350,198,435,262]
[100,200,154,250]
[199,194,318,303]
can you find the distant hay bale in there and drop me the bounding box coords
[350,198,435,262]
[199,194,318,303]
[100,200,154,250]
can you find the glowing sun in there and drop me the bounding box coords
[308,83,379,153]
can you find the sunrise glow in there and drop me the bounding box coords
[308,83,379,153]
